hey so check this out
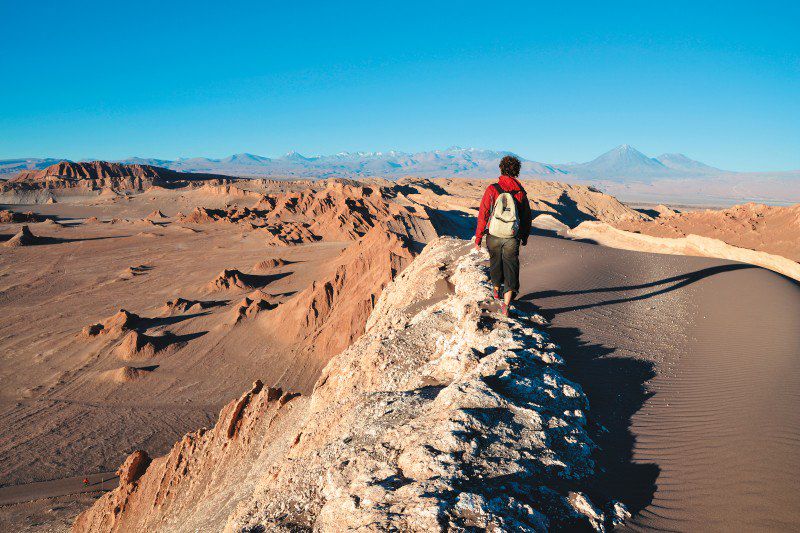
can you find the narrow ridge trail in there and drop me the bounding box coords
[519,234,800,531]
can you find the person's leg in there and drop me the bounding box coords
[501,238,520,307]
[487,235,504,295]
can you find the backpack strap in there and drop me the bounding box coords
[492,183,504,196]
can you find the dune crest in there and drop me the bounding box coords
[569,221,800,281]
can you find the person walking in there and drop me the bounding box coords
[474,155,532,316]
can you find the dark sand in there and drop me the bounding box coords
[519,234,800,531]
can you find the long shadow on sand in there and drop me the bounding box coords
[87,474,119,488]
[0,234,130,245]
[516,299,660,517]
[235,271,293,288]
[521,263,756,313]
[515,263,762,520]
[140,312,213,329]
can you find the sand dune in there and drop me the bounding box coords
[518,233,800,531]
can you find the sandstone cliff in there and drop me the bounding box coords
[73,238,624,532]
[263,225,414,364]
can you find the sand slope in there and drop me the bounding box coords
[519,233,800,531]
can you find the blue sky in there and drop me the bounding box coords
[1,0,798,170]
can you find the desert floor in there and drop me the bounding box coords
[0,192,346,530]
[519,231,800,531]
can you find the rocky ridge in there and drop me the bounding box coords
[73,238,623,532]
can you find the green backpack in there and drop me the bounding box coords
[487,184,520,239]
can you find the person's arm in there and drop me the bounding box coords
[474,187,494,246]
[519,191,532,246]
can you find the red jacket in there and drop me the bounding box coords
[475,175,532,246]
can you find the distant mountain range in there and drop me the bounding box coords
[561,144,723,178]
[1,145,795,182]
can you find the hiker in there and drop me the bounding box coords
[474,155,532,316]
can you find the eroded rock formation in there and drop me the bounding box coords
[178,179,437,246]
[0,209,47,223]
[73,238,622,532]
[252,257,291,272]
[3,225,41,247]
[81,309,142,338]
[263,224,414,363]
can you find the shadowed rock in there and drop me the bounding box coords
[114,331,168,359]
[0,210,47,223]
[162,298,227,314]
[3,225,39,247]
[205,269,289,292]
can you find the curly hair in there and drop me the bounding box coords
[499,155,521,177]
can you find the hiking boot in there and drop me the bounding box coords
[493,287,501,300]
[500,302,509,317]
